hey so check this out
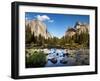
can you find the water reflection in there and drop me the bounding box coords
[45,48,89,67]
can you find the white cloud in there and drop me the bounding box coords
[35,15,54,23]
[36,15,50,21]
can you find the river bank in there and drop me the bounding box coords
[26,48,89,68]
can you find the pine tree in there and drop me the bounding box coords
[25,24,32,44]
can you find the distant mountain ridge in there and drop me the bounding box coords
[65,22,89,37]
[25,20,89,39]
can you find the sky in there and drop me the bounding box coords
[25,12,89,38]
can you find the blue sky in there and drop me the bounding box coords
[25,12,89,38]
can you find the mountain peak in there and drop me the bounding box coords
[65,22,89,37]
[25,19,52,39]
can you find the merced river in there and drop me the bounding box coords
[44,48,89,67]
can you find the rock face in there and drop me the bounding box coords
[26,20,89,40]
[74,22,89,34]
[25,19,52,39]
[65,22,89,37]
[65,28,76,37]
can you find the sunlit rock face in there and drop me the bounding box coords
[25,19,52,39]
[74,22,89,34]
[65,28,76,37]
[65,22,89,37]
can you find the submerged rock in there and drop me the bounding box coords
[60,57,68,64]
[50,58,57,64]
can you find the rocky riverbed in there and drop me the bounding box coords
[26,48,89,67]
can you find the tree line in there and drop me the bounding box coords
[25,26,89,49]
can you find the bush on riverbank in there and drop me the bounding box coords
[26,51,47,68]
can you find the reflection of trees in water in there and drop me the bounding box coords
[25,48,89,68]
[45,49,89,67]
[75,49,89,65]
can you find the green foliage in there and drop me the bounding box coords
[59,36,66,46]
[25,24,32,43]
[74,32,89,48]
[25,24,89,49]
[26,51,47,68]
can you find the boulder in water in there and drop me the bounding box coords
[50,57,57,64]
[60,57,68,64]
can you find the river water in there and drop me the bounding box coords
[45,48,89,67]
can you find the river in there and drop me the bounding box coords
[45,48,89,67]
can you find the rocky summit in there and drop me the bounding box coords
[65,22,89,37]
[25,19,52,39]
